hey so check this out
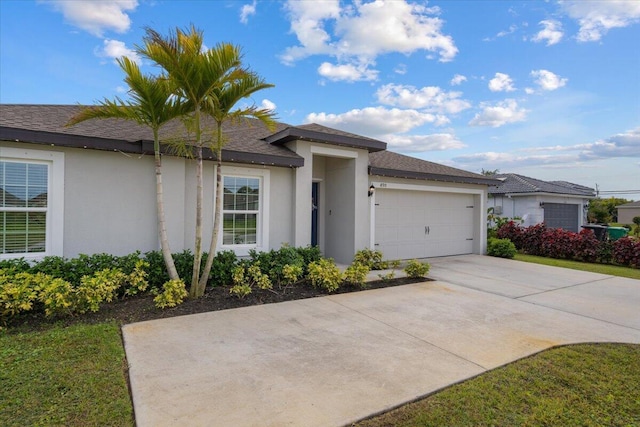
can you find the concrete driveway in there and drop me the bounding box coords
[122,255,640,427]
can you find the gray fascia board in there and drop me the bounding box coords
[1,126,304,168]
[492,191,595,199]
[369,166,497,186]
[265,127,387,152]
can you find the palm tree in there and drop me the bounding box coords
[197,67,276,295]
[66,57,186,282]
[140,26,275,297]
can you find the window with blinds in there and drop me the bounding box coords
[0,161,49,255]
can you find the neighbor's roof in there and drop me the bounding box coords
[489,173,595,197]
[616,200,640,208]
[1,104,491,185]
[369,151,498,185]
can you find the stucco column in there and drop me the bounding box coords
[288,141,313,247]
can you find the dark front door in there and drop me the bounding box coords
[311,182,319,247]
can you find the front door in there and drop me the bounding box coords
[311,182,319,247]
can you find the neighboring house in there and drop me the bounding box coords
[0,104,496,263]
[616,201,640,225]
[488,173,595,232]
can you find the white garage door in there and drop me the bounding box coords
[375,189,475,260]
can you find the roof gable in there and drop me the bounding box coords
[264,123,387,152]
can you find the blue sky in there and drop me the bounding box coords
[1,0,639,199]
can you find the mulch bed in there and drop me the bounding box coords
[6,276,429,332]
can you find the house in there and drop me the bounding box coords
[487,173,595,232]
[616,201,640,225]
[0,104,496,263]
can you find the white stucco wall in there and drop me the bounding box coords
[1,141,296,258]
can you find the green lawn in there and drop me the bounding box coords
[0,322,134,427]
[514,253,640,280]
[356,343,640,427]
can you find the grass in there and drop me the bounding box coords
[356,343,640,427]
[0,322,134,427]
[514,253,640,280]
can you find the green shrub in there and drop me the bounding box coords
[153,279,188,309]
[404,259,430,278]
[249,244,305,286]
[353,248,388,270]
[123,260,150,296]
[75,269,126,314]
[307,258,343,292]
[487,238,517,259]
[343,262,370,288]
[229,262,273,298]
[282,264,303,286]
[208,250,238,286]
[0,258,31,274]
[0,270,39,320]
[37,275,75,317]
[296,245,322,274]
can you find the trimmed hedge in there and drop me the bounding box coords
[497,222,640,268]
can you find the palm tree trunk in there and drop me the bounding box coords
[199,125,224,291]
[154,129,179,281]
[190,109,204,297]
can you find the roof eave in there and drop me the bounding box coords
[369,166,496,186]
[265,127,387,152]
[1,126,304,168]
[489,190,596,198]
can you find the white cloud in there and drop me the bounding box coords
[530,69,567,91]
[450,74,467,86]
[45,0,137,37]
[281,0,457,80]
[394,63,407,75]
[318,62,378,82]
[531,19,563,46]
[375,83,471,114]
[306,106,440,137]
[98,39,141,64]
[260,99,276,111]
[560,0,640,42]
[488,72,516,92]
[524,87,535,95]
[452,127,640,170]
[240,0,257,24]
[385,133,466,152]
[469,99,528,127]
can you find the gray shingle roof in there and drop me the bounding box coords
[617,201,640,208]
[369,151,498,185]
[1,104,493,186]
[489,173,595,196]
[0,104,302,167]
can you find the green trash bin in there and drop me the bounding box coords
[607,226,628,241]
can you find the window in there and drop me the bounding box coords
[218,166,270,255]
[0,148,64,259]
[223,176,260,245]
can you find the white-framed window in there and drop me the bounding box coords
[0,147,64,259]
[219,166,269,256]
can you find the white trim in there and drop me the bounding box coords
[0,147,64,259]
[217,165,270,257]
[310,145,358,159]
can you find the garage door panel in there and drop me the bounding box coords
[375,189,476,260]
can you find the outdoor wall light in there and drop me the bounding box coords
[539,202,545,207]
[368,184,375,197]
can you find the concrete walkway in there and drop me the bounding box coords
[122,255,640,427]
